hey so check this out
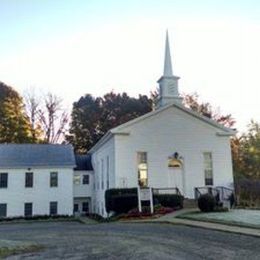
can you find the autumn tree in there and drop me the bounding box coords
[0,82,33,143]
[182,92,235,128]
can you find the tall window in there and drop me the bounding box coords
[83,175,89,185]
[50,201,58,215]
[0,204,7,217]
[24,203,33,217]
[203,152,213,185]
[137,152,148,187]
[101,159,104,190]
[0,173,8,188]
[25,172,33,188]
[74,174,80,185]
[106,156,109,189]
[97,162,100,190]
[50,172,58,187]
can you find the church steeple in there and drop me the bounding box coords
[163,30,173,77]
[155,31,183,109]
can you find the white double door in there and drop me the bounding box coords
[168,168,184,195]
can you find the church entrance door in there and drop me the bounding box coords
[173,168,184,195]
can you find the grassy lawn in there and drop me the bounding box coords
[0,244,43,258]
[0,216,78,225]
[177,209,260,229]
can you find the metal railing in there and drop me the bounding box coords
[194,186,234,202]
[152,187,182,196]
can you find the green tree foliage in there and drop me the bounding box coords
[233,121,260,179]
[0,82,33,143]
[67,92,153,153]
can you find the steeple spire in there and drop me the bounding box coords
[155,30,183,109]
[163,30,173,77]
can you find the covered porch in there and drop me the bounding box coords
[73,197,91,216]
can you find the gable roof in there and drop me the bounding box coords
[0,144,76,168]
[89,102,236,153]
[74,154,93,171]
[113,102,236,134]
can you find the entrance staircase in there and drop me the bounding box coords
[183,199,197,208]
[194,186,235,208]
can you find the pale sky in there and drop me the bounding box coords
[0,0,259,132]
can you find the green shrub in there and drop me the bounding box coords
[112,194,138,213]
[105,188,138,213]
[0,215,73,222]
[198,194,216,212]
[153,194,184,209]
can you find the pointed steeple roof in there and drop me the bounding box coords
[163,30,173,77]
[156,30,183,109]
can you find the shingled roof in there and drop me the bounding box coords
[0,144,76,168]
[74,154,93,171]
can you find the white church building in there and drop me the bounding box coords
[0,33,235,218]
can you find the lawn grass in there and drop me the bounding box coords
[177,209,260,229]
[0,244,43,258]
[0,216,78,225]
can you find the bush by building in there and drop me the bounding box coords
[198,193,216,212]
[153,194,184,209]
[105,188,184,215]
[105,188,138,214]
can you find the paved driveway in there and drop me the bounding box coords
[0,221,259,259]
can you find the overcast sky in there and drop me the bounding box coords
[0,0,259,132]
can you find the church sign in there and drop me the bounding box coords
[137,187,154,214]
[139,188,151,201]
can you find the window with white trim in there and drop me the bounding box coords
[25,172,33,188]
[83,175,89,185]
[106,156,109,189]
[50,172,58,187]
[24,203,33,217]
[0,204,7,217]
[0,173,8,188]
[203,152,213,186]
[137,152,148,187]
[50,201,58,215]
[101,159,104,190]
[74,174,80,185]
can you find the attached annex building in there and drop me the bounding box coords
[0,144,93,217]
[0,33,235,218]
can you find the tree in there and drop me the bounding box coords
[233,121,260,206]
[67,92,153,153]
[0,82,33,143]
[100,92,152,132]
[24,89,42,142]
[182,92,235,128]
[235,121,260,179]
[24,91,69,143]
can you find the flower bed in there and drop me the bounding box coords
[119,205,175,220]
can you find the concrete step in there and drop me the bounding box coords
[183,199,197,209]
